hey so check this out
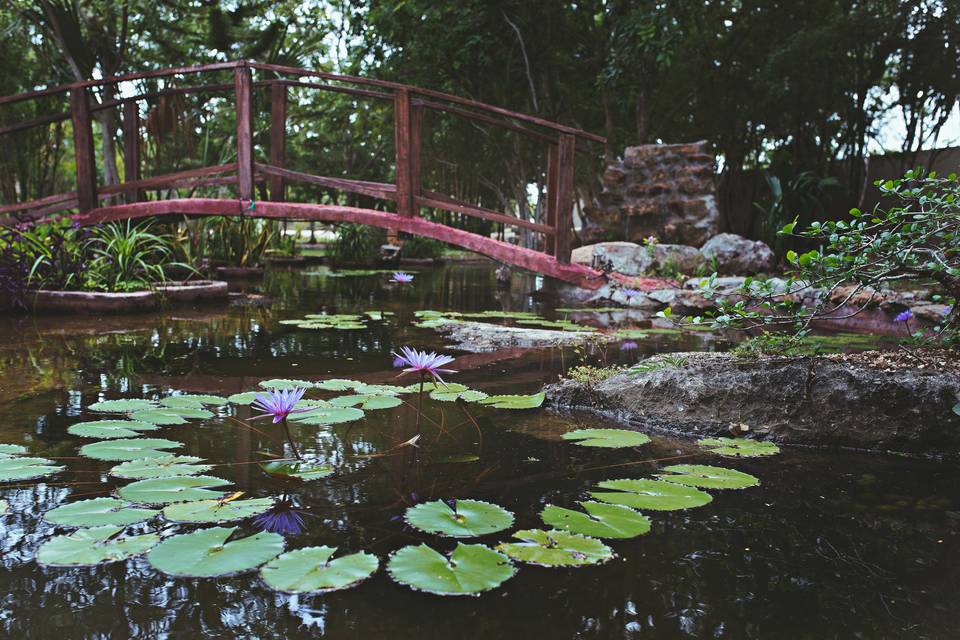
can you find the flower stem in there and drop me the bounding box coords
[415,373,425,434]
[281,418,303,461]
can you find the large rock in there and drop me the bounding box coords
[571,241,704,276]
[699,233,776,274]
[582,142,719,246]
[545,352,960,457]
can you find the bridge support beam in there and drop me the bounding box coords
[554,133,576,264]
[122,102,142,204]
[269,82,287,202]
[235,65,255,202]
[70,87,98,213]
[394,89,420,217]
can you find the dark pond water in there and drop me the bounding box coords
[0,265,957,639]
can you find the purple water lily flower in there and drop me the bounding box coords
[254,500,306,536]
[391,272,414,284]
[894,309,913,322]
[620,340,639,351]
[251,387,312,423]
[391,346,456,383]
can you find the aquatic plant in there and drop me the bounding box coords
[148,526,284,578]
[540,501,651,539]
[390,271,414,283]
[37,526,159,567]
[254,498,307,536]
[562,428,650,448]
[387,543,516,596]
[404,499,514,538]
[392,347,456,384]
[497,529,614,567]
[163,497,275,524]
[261,546,379,594]
[698,437,780,457]
[252,387,316,460]
[44,498,158,528]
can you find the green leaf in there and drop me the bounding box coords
[658,464,760,489]
[128,409,188,425]
[429,385,488,402]
[118,475,231,505]
[289,405,365,426]
[150,406,214,419]
[79,437,183,462]
[0,444,28,457]
[162,497,274,523]
[561,428,650,448]
[387,543,515,596]
[0,456,64,482]
[477,392,545,410]
[67,419,159,439]
[259,379,315,390]
[160,394,228,408]
[496,529,614,567]
[698,437,780,457]
[109,455,213,480]
[330,394,403,410]
[44,497,158,528]
[952,402,960,416]
[37,525,159,567]
[354,383,410,395]
[313,378,364,391]
[540,501,651,539]
[148,526,284,578]
[404,499,514,538]
[590,479,713,511]
[261,546,379,594]
[227,391,262,404]
[260,460,334,481]
[87,399,157,413]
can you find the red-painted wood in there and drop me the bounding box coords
[269,83,287,202]
[70,198,605,288]
[234,66,255,202]
[554,134,576,263]
[394,88,414,217]
[256,164,396,201]
[122,101,142,204]
[70,87,97,213]
[545,142,559,256]
[418,191,554,234]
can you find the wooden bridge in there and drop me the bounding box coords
[0,61,605,288]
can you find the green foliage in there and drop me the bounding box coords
[83,220,186,292]
[562,428,650,448]
[540,501,651,539]
[148,527,283,578]
[37,526,159,567]
[496,529,614,567]
[565,365,624,387]
[387,543,516,595]
[43,498,158,528]
[328,224,384,266]
[399,236,444,260]
[261,547,379,594]
[404,499,514,538]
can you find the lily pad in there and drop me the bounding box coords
[0,444,28,457]
[387,543,515,596]
[160,394,228,408]
[261,546,379,594]
[227,391,262,404]
[148,526,284,578]
[163,497,275,523]
[330,394,403,410]
[128,409,188,425]
[109,455,213,479]
[37,525,159,567]
[354,383,410,395]
[540,501,651,539]
[290,405,365,426]
[478,392,545,410]
[0,456,64,482]
[404,499,513,538]
[79,438,183,462]
[118,475,231,505]
[44,497,159,528]
[260,460,334,481]
[87,398,157,413]
[313,378,364,392]
[259,379,315,390]
[658,464,760,489]
[151,406,214,419]
[561,428,650,448]
[590,479,713,511]
[698,437,780,457]
[429,384,488,402]
[496,529,614,567]
[67,419,159,439]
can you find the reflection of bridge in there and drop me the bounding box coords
[0,61,605,288]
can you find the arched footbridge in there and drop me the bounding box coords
[0,61,606,288]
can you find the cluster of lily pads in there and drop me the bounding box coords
[414,309,594,333]
[279,310,393,330]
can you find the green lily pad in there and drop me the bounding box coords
[160,394,228,408]
[404,499,514,538]
[496,529,614,567]
[148,526,284,578]
[387,543,515,596]
[128,410,188,425]
[259,379,315,390]
[561,428,650,448]
[118,475,231,505]
[590,479,713,511]
[698,437,781,457]
[162,497,274,523]
[227,391,262,404]
[67,419,160,439]
[87,399,157,413]
[37,525,159,567]
[290,405,365,426]
[540,501,651,539]
[0,444,28,457]
[0,456,64,482]
[261,546,379,594]
[260,460,334,481]
[44,497,159,528]
[354,383,410,395]
[658,464,760,489]
[428,384,488,402]
[313,378,364,391]
[330,394,403,410]
[151,406,214,419]
[79,438,183,462]
[109,455,213,479]
[478,392,545,410]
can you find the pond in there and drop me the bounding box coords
[0,265,956,639]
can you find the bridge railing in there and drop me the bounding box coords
[0,61,604,264]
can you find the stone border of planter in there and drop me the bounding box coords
[215,266,265,279]
[155,280,229,303]
[264,255,308,267]
[26,289,160,314]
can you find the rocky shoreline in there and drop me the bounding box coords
[545,351,960,458]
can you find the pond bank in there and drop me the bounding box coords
[545,351,960,458]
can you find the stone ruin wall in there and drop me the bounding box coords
[582,141,719,247]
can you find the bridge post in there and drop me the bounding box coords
[546,142,559,256]
[234,64,255,203]
[70,86,98,213]
[122,101,142,204]
[394,88,418,217]
[554,133,576,264]
[269,82,287,201]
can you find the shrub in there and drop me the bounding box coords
[329,223,383,266]
[83,220,185,292]
[400,236,444,260]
